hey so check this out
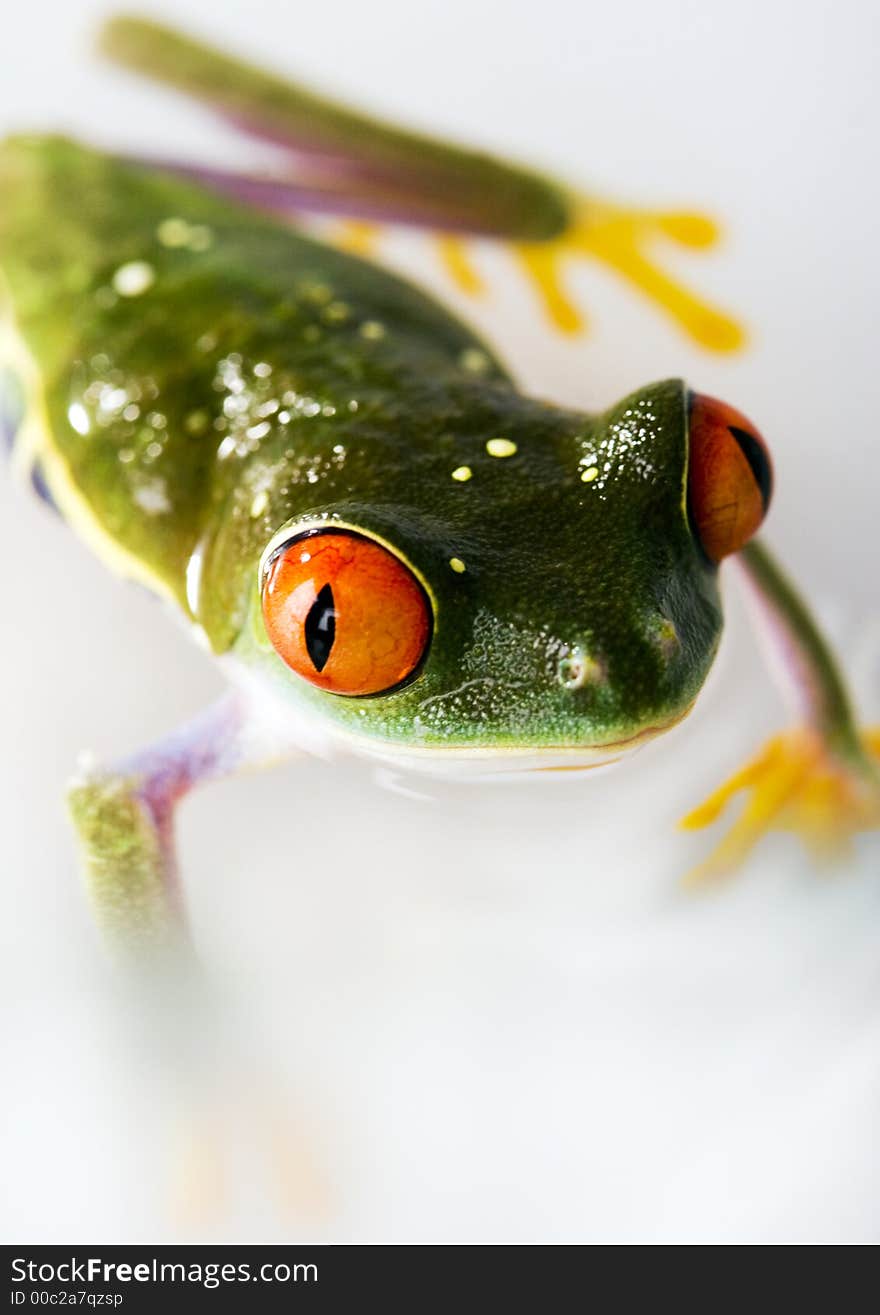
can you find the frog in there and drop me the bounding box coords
[1,14,878,962]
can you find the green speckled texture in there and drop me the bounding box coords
[1,137,722,750]
[67,772,175,948]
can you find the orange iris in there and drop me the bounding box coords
[688,393,773,561]
[261,530,432,695]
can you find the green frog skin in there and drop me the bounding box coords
[1,16,877,955]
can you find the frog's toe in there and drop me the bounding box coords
[514,240,585,334]
[436,235,487,298]
[264,1102,334,1224]
[331,219,382,257]
[679,727,880,883]
[172,1109,228,1229]
[653,211,720,248]
[172,1091,333,1230]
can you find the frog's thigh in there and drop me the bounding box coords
[67,692,293,957]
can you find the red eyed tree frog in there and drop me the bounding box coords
[1,16,877,960]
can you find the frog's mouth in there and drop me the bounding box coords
[227,658,695,781]
[338,700,697,782]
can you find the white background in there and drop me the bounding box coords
[1,0,879,1243]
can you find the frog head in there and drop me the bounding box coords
[228,379,771,773]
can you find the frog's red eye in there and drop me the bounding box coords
[261,530,432,695]
[687,392,773,561]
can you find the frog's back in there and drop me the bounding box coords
[0,136,506,629]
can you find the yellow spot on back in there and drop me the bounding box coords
[449,557,467,573]
[185,410,208,434]
[580,465,599,483]
[459,348,491,375]
[155,217,214,253]
[323,301,350,324]
[157,217,190,248]
[486,438,517,458]
[451,465,473,482]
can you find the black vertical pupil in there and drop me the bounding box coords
[728,425,773,511]
[305,583,337,672]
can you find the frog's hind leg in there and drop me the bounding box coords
[99,15,743,354]
[681,540,880,881]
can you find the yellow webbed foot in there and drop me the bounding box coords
[680,728,880,883]
[331,196,745,354]
[513,197,745,351]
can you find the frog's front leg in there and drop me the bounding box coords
[682,540,880,880]
[67,691,290,957]
[67,692,332,1222]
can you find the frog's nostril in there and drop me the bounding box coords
[653,615,680,659]
[557,645,604,691]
